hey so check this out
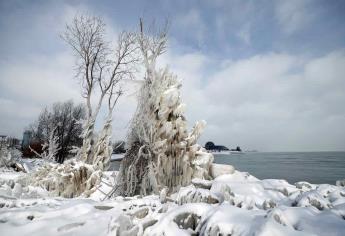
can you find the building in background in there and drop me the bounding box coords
[21,130,33,150]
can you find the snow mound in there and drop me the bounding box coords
[210,163,235,178]
[295,190,332,210]
[176,185,219,205]
[197,204,265,235]
[1,164,345,235]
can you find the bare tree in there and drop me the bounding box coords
[28,15,139,199]
[30,100,86,163]
[62,15,139,166]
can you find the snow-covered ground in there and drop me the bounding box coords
[1,160,345,235]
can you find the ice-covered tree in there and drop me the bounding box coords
[114,20,214,197]
[92,88,123,170]
[28,15,139,198]
[40,129,60,162]
[62,15,138,168]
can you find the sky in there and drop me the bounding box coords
[1,0,345,151]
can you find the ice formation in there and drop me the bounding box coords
[27,116,113,198]
[91,115,113,171]
[2,164,345,236]
[28,160,101,198]
[30,129,60,163]
[0,146,25,172]
[114,27,213,196]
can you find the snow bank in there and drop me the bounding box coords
[1,164,345,235]
[210,163,235,178]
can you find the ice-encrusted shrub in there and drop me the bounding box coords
[294,190,332,210]
[0,146,23,171]
[29,160,101,198]
[176,185,219,205]
[114,22,213,197]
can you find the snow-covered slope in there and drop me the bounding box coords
[1,166,344,235]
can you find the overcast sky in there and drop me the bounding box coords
[1,0,345,151]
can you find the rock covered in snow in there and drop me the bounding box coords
[294,190,332,210]
[295,181,317,191]
[210,171,293,210]
[143,203,213,236]
[1,163,345,236]
[197,203,265,235]
[210,163,235,178]
[108,214,139,235]
[191,178,213,189]
[11,183,22,198]
[176,185,219,205]
[267,205,345,235]
[336,179,345,187]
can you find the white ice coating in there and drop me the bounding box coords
[2,164,344,236]
[114,30,213,197]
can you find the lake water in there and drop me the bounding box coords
[214,152,345,185]
[110,151,345,185]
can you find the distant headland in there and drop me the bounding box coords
[204,141,242,152]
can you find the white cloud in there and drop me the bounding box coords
[2,36,344,150]
[160,49,345,151]
[1,0,344,152]
[174,8,205,47]
[0,53,80,103]
[0,2,95,137]
[0,51,83,136]
[275,0,314,35]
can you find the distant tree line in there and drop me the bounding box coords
[205,141,242,152]
[27,100,86,163]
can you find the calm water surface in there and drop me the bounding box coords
[110,152,345,185]
[214,152,345,184]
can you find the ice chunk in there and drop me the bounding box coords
[210,163,235,178]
